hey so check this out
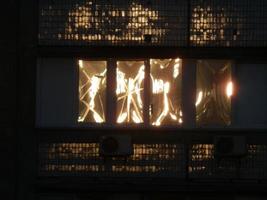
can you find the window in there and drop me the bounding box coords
[78,60,107,123]
[150,59,182,126]
[116,61,145,124]
[36,58,239,128]
[77,59,183,126]
[196,60,232,126]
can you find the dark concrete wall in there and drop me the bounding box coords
[0,0,17,199]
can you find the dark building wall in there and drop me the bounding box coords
[0,0,17,199]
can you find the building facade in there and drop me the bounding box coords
[1,0,267,200]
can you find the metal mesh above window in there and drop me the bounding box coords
[39,0,188,46]
[190,0,267,47]
[39,0,267,47]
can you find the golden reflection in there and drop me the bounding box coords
[41,143,180,174]
[196,60,232,125]
[195,91,203,106]
[116,61,144,123]
[78,60,106,123]
[189,144,214,173]
[190,5,243,46]
[63,1,165,44]
[150,59,182,126]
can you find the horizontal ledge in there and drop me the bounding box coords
[36,46,267,60]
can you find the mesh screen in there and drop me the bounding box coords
[190,0,267,47]
[189,144,267,179]
[39,141,267,179]
[39,142,185,177]
[39,0,188,46]
[39,0,267,47]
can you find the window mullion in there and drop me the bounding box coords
[144,59,151,126]
[106,58,117,125]
[181,59,196,128]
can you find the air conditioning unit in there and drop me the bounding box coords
[100,135,133,156]
[214,136,247,157]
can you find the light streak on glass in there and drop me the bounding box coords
[150,59,182,126]
[78,60,106,123]
[195,91,203,106]
[116,61,145,123]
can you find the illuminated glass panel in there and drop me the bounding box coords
[196,60,232,126]
[78,60,106,123]
[116,61,145,124]
[150,59,182,126]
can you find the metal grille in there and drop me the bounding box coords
[240,145,267,179]
[39,0,188,46]
[189,144,267,179]
[39,140,267,179]
[39,0,267,47]
[39,142,185,177]
[190,0,267,47]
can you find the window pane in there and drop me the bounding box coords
[116,61,145,124]
[150,58,182,126]
[78,60,106,123]
[196,60,232,126]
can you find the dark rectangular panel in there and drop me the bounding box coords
[235,64,267,127]
[36,58,77,127]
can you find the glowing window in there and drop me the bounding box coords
[78,60,106,123]
[116,61,145,124]
[196,60,232,126]
[150,59,183,126]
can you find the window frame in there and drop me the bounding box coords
[36,57,237,129]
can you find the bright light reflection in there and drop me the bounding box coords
[195,91,203,106]
[226,81,233,98]
[116,62,144,123]
[150,58,182,126]
[78,60,106,123]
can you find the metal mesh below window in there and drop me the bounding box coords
[39,0,267,47]
[38,140,267,179]
[39,0,188,46]
[189,144,267,179]
[39,142,185,177]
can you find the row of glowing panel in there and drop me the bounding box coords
[78,59,232,126]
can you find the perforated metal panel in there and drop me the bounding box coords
[39,0,188,46]
[190,0,267,47]
[39,139,267,179]
[39,0,267,47]
[39,142,186,177]
[189,144,267,179]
